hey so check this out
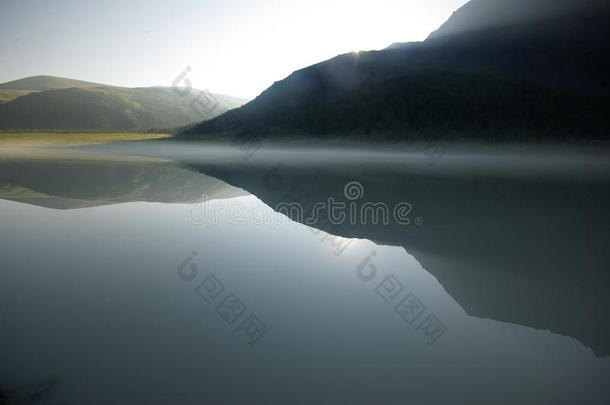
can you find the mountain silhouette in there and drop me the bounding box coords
[181,0,610,141]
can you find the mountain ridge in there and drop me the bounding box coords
[0,76,248,131]
[181,0,610,142]
[0,75,108,91]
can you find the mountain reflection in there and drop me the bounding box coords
[0,156,245,209]
[186,158,610,357]
[1,148,608,357]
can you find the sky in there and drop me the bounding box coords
[0,0,469,99]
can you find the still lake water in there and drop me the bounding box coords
[1,142,609,404]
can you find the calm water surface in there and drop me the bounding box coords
[1,143,609,404]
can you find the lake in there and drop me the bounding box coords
[1,141,609,404]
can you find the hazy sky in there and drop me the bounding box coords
[0,0,468,99]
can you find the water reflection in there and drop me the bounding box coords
[0,154,245,208]
[1,146,609,403]
[188,159,610,358]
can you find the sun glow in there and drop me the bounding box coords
[0,0,470,99]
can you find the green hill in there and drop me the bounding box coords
[181,0,610,142]
[0,75,106,91]
[0,89,37,104]
[0,76,247,131]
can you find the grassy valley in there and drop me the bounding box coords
[0,131,171,148]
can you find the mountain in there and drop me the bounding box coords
[0,75,108,103]
[426,0,609,40]
[0,75,106,91]
[0,76,248,131]
[181,0,610,142]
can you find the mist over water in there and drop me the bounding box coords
[80,140,610,179]
[1,143,609,403]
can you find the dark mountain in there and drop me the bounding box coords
[426,0,608,40]
[0,76,247,130]
[181,0,610,142]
